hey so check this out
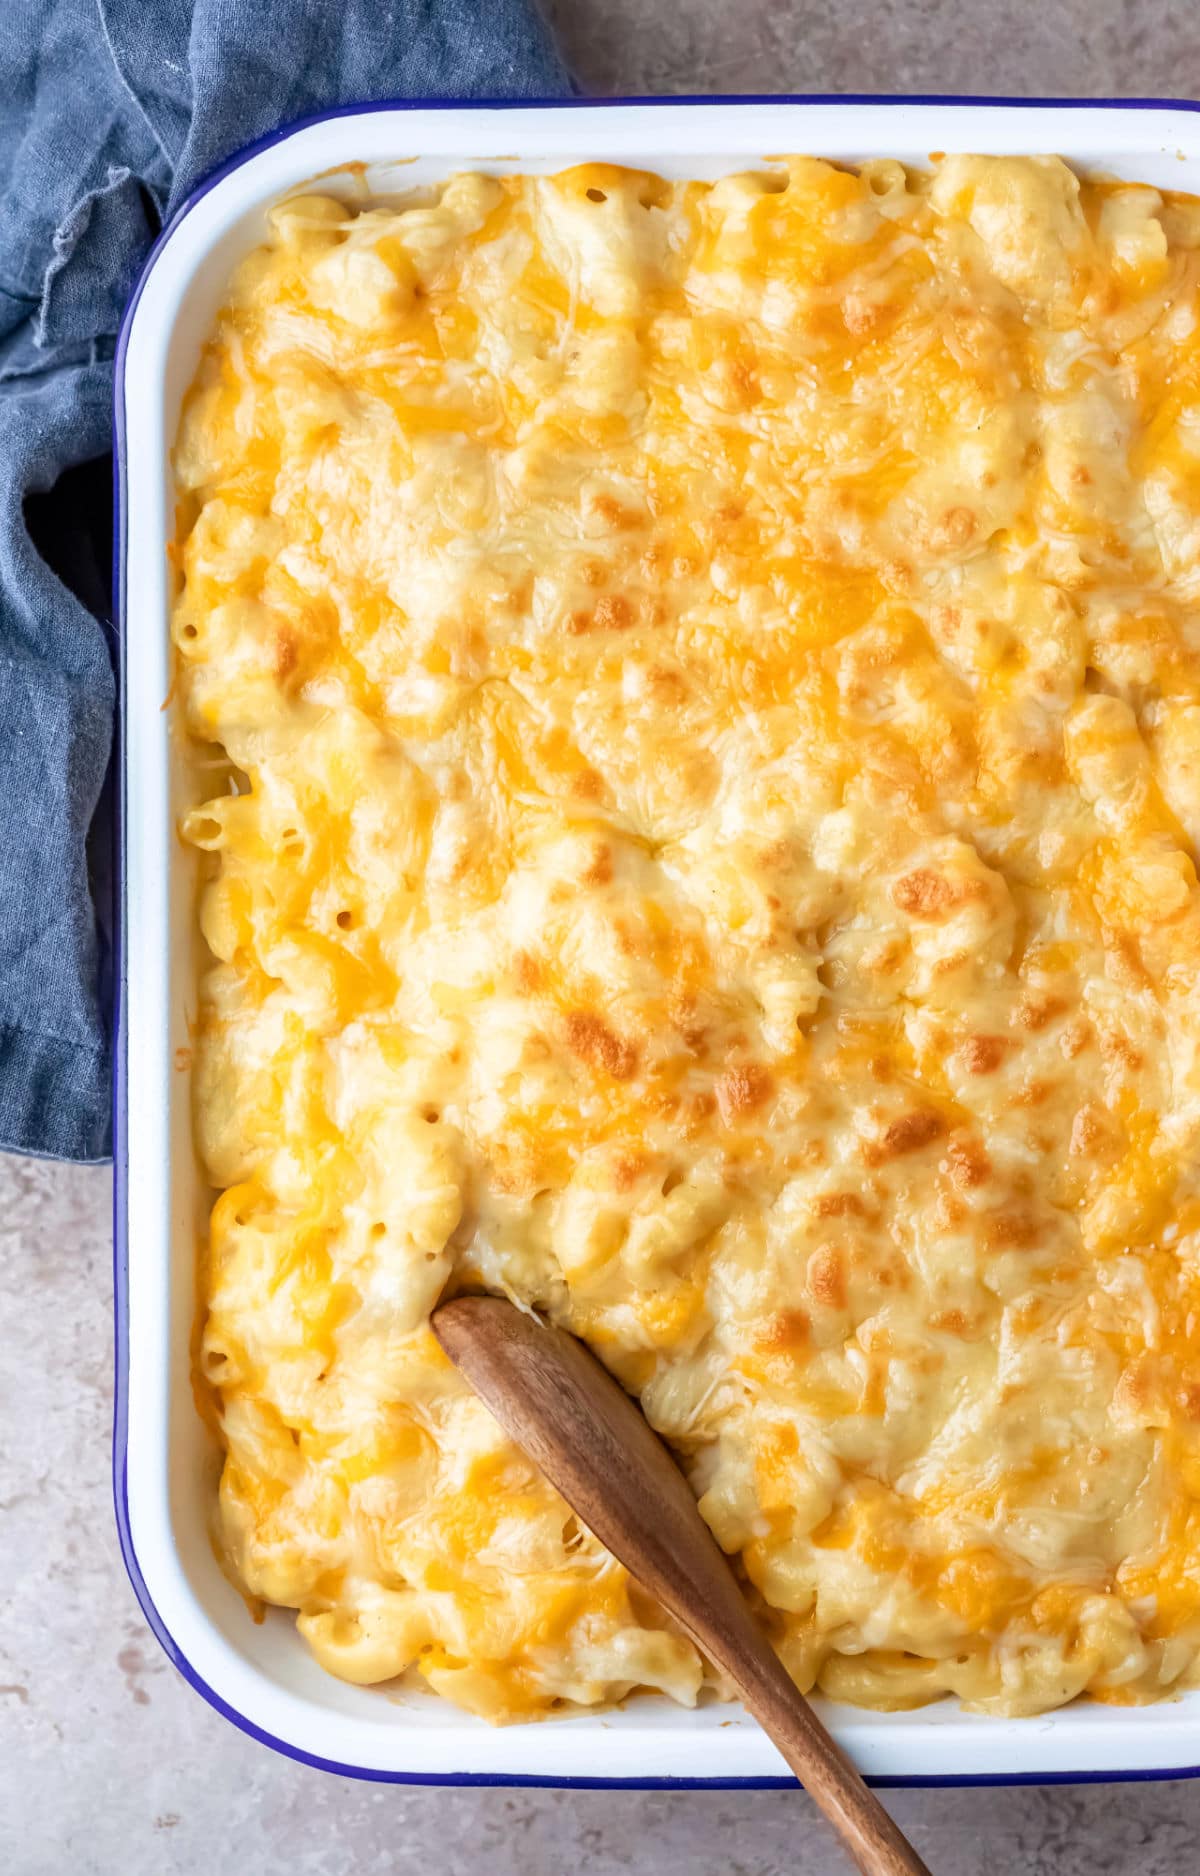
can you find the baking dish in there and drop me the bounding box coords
[114,96,1200,1786]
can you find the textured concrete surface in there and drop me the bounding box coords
[8,5,1200,1871]
[546,0,1200,100]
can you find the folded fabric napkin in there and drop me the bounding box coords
[0,0,570,1161]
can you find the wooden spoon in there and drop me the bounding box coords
[433,1294,931,1876]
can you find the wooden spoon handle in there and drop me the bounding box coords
[634,1533,927,1875]
[433,1297,931,1876]
[708,1635,929,1876]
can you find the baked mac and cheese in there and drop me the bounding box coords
[177,155,1200,1721]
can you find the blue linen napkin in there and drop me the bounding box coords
[0,0,571,1162]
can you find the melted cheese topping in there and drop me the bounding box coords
[178,157,1200,1722]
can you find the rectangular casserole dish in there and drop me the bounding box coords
[115,96,1200,1786]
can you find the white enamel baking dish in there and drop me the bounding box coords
[115,97,1200,1786]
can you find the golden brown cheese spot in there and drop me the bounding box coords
[891,869,979,921]
[807,1245,848,1310]
[1069,1102,1114,1158]
[882,555,914,592]
[984,1211,1039,1251]
[843,296,882,337]
[723,359,760,411]
[514,951,543,994]
[859,938,909,978]
[682,1090,717,1133]
[911,505,979,554]
[571,766,605,801]
[756,837,794,874]
[946,1138,992,1190]
[931,1307,972,1336]
[815,1192,865,1219]
[1100,1032,1144,1073]
[274,626,299,680]
[581,843,613,886]
[961,1035,1008,1075]
[1114,932,1154,990]
[643,664,686,703]
[588,493,640,530]
[715,1062,774,1123]
[612,1150,651,1193]
[932,1190,967,1230]
[1114,1354,1168,1423]
[563,1011,638,1081]
[570,593,635,635]
[1017,992,1068,1033]
[613,918,642,959]
[864,1109,944,1165]
[757,1308,810,1353]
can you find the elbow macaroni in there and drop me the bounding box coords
[178,155,1200,1721]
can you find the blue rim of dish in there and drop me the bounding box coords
[112,91,1200,1790]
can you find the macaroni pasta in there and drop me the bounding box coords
[176,156,1200,1720]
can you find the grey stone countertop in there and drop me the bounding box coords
[8,6,1200,1869]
